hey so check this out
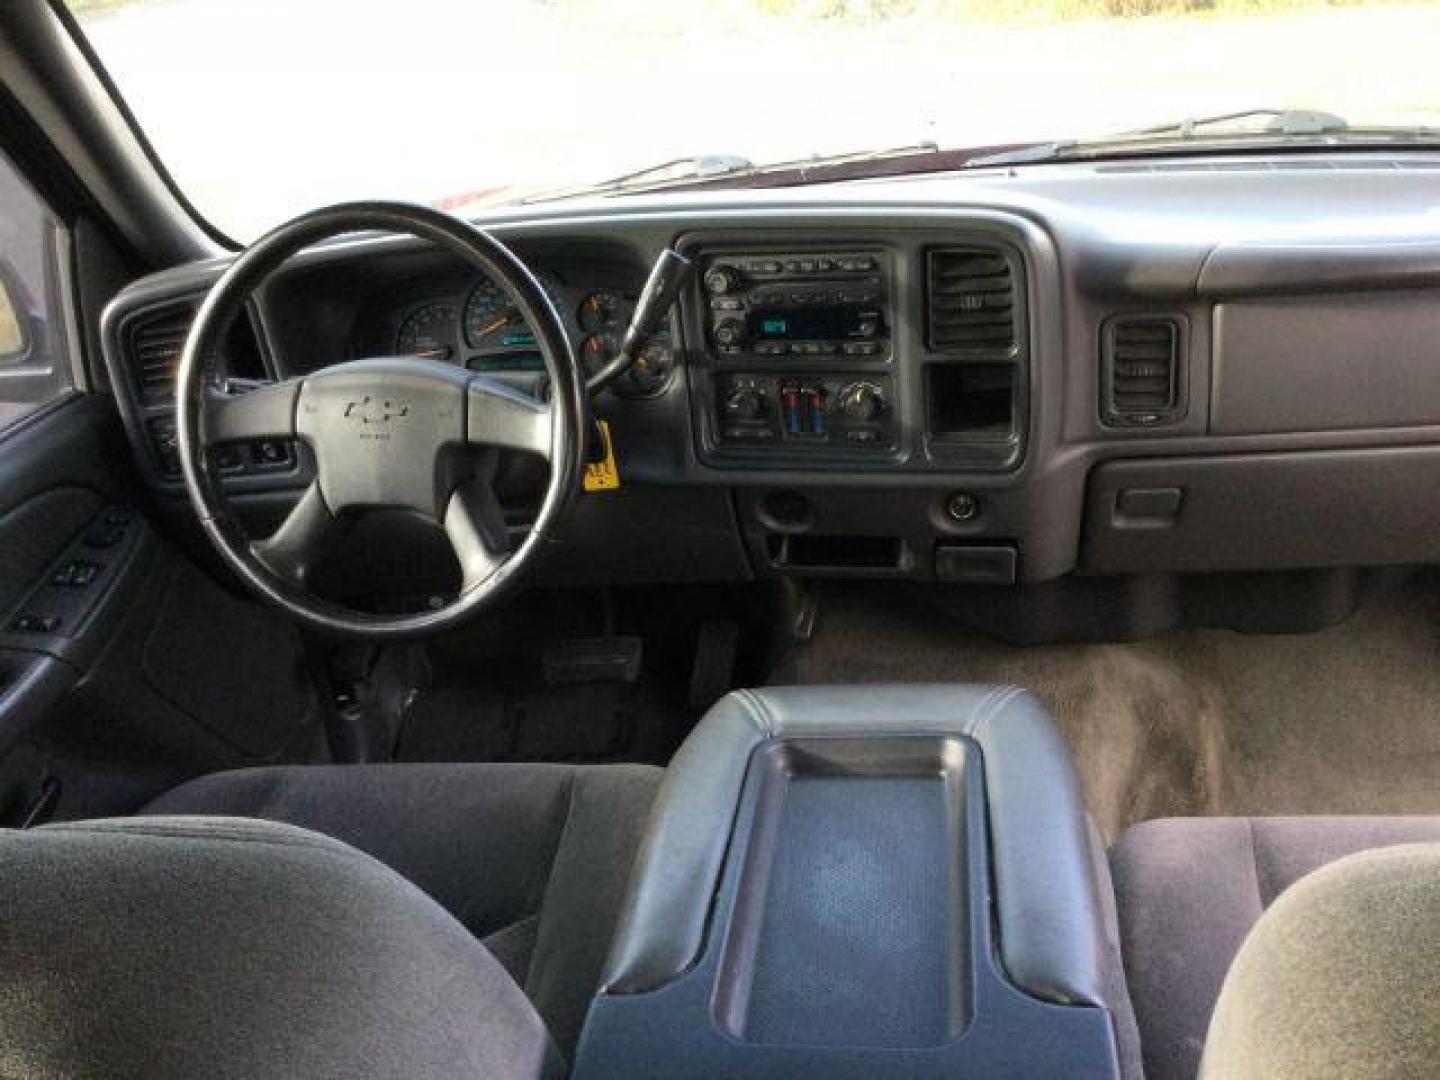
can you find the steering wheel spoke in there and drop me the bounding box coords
[467,375,552,459]
[443,477,513,593]
[251,482,347,586]
[203,379,302,445]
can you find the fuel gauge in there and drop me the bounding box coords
[580,331,621,379]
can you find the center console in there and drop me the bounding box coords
[682,231,1031,475]
[699,249,900,455]
[573,685,1138,1079]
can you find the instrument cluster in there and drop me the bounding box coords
[392,270,674,397]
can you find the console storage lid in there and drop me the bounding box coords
[578,684,1140,1078]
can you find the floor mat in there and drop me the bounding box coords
[388,585,779,766]
[770,578,1440,840]
[395,678,688,765]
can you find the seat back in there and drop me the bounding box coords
[0,817,560,1079]
[1201,842,1440,1079]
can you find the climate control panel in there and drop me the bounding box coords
[715,373,896,451]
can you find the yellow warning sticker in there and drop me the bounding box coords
[583,420,621,492]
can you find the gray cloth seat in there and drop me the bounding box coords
[1200,842,1440,1079]
[1110,816,1440,1080]
[141,762,664,1059]
[0,816,563,1078]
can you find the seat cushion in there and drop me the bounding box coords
[0,817,560,1079]
[142,762,663,1058]
[1110,816,1440,1080]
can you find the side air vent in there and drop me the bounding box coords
[926,247,1016,351]
[1102,316,1183,426]
[127,305,194,406]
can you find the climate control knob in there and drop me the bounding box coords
[713,318,745,346]
[723,387,767,422]
[838,381,886,422]
[704,265,742,295]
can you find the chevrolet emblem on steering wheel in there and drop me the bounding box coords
[344,395,409,424]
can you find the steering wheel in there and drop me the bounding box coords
[175,202,585,640]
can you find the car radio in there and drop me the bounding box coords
[694,249,899,456]
[700,251,891,361]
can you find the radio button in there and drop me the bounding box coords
[710,298,742,311]
[713,318,745,345]
[704,266,742,295]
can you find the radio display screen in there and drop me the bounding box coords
[748,305,875,341]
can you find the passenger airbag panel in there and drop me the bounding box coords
[1213,292,1440,435]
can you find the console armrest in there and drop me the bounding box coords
[604,683,1111,1009]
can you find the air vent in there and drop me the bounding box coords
[926,247,1016,351]
[127,306,194,406]
[1103,316,1182,426]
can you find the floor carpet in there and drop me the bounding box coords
[771,577,1440,841]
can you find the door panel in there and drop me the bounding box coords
[0,395,324,825]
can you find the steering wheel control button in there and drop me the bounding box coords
[251,440,292,467]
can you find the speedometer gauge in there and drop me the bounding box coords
[395,302,457,362]
[463,278,534,351]
[464,272,568,351]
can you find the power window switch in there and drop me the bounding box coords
[82,527,124,549]
[12,613,60,634]
[52,560,101,587]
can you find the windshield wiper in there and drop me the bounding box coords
[968,109,1440,168]
[515,142,941,204]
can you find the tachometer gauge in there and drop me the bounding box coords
[580,331,621,379]
[464,278,533,351]
[395,302,457,362]
[578,291,624,333]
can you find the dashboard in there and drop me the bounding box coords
[99,152,1440,631]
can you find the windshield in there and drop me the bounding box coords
[67,0,1440,242]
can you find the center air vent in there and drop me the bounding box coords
[127,305,194,406]
[926,247,1016,351]
[1102,316,1183,426]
